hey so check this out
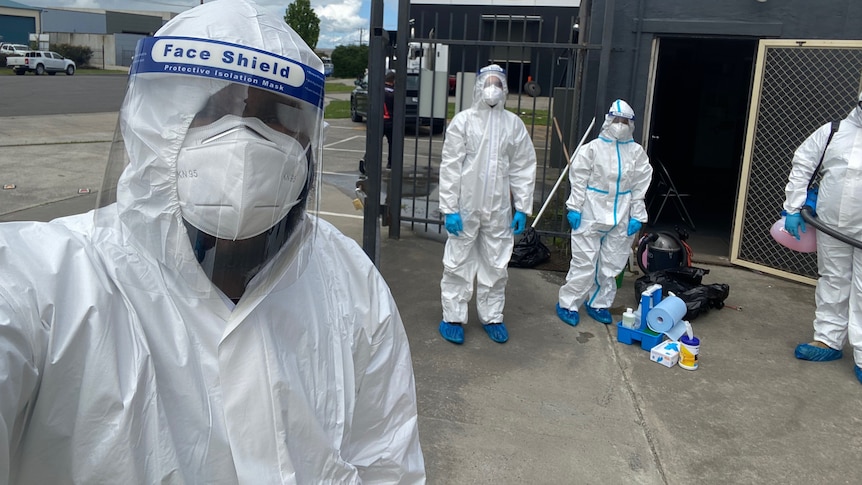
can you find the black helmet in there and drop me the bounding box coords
[636,230,692,273]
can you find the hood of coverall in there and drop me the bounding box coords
[94,0,325,299]
[848,91,862,128]
[472,64,509,111]
[599,99,636,141]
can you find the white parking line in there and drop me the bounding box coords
[323,135,365,148]
[311,210,363,220]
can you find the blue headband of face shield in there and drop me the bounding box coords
[131,36,325,110]
[609,109,635,120]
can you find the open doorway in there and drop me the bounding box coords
[645,36,757,262]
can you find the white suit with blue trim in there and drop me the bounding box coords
[558,100,653,313]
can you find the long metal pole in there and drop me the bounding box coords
[362,0,386,265]
[389,0,410,239]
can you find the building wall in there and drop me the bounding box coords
[409,3,579,94]
[42,9,106,34]
[583,0,862,127]
[105,11,164,36]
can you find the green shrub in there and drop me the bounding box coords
[51,43,93,67]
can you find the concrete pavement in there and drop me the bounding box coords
[1,112,861,484]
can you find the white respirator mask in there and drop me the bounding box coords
[607,122,633,140]
[176,115,309,240]
[483,85,505,107]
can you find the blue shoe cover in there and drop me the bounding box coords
[585,305,613,324]
[556,303,579,326]
[794,343,842,362]
[855,366,862,385]
[483,322,508,343]
[439,320,464,344]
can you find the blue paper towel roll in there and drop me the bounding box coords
[647,295,688,339]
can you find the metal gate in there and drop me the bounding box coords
[731,40,862,284]
[370,9,597,259]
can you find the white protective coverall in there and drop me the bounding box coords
[0,1,425,483]
[558,100,653,312]
[438,65,537,325]
[783,94,862,367]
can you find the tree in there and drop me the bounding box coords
[284,0,320,51]
[330,44,368,79]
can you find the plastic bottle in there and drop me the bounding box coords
[631,302,642,330]
[622,308,636,329]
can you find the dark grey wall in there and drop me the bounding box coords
[409,4,579,94]
[105,11,164,36]
[42,9,106,34]
[583,0,862,129]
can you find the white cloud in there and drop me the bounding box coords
[32,0,378,49]
[314,0,367,48]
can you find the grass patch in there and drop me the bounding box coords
[325,99,352,119]
[445,103,550,126]
[324,81,356,93]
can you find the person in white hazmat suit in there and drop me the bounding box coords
[556,100,653,326]
[437,64,538,345]
[0,0,425,483]
[784,91,862,385]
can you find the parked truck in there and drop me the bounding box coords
[7,50,76,75]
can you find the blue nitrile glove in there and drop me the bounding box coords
[785,212,806,240]
[511,211,527,235]
[627,218,642,236]
[804,187,818,215]
[566,210,581,231]
[445,213,463,236]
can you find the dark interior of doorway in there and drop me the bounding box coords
[645,36,757,264]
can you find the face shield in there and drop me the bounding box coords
[601,99,636,140]
[96,35,325,301]
[474,64,509,108]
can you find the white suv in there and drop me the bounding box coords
[0,43,30,55]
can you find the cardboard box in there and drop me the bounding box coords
[650,341,680,368]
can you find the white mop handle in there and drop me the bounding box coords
[531,116,596,228]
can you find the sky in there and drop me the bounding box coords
[30,0,398,49]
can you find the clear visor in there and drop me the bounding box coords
[189,83,319,148]
[95,39,325,302]
[474,70,508,102]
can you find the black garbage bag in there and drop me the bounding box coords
[509,227,551,268]
[634,266,730,321]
